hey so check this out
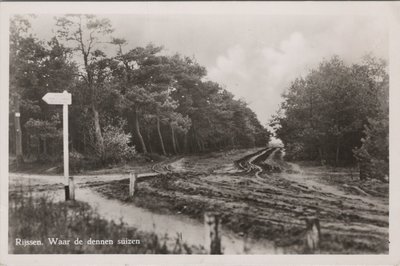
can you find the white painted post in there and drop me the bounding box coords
[63,103,69,184]
[63,95,75,201]
[204,212,222,254]
[304,217,321,253]
[129,172,137,197]
[43,90,72,201]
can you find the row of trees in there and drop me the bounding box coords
[271,56,389,179]
[9,15,270,165]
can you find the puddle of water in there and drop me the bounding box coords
[277,163,386,209]
[31,188,283,254]
[168,158,186,173]
[10,172,159,187]
[287,162,303,174]
[10,173,65,185]
[213,163,241,174]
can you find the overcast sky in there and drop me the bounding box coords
[29,14,388,125]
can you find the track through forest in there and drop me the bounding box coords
[9,147,388,254]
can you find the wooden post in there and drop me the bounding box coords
[204,212,222,254]
[173,232,183,254]
[63,103,69,200]
[69,176,75,200]
[14,95,23,168]
[129,172,137,197]
[64,185,70,201]
[42,91,71,201]
[304,217,321,253]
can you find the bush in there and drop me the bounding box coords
[24,117,62,161]
[85,118,136,165]
[353,116,389,181]
[284,142,306,161]
[102,122,136,164]
[84,118,136,165]
[69,150,101,173]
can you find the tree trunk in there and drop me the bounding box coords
[37,137,41,160]
[183,132,188,153]
[13,95,23,167]
[26,135,30,157]
[146,131,153,153]
[170,123,177,154]
[359,162,368,181]
[134,106,147,153]
[43,138,48,156]
[199,138,205,152]
[335,142,340,167]
[191,124,201,153]
[92,104,104,160]
[175,132,181,153]
[83,132,87,154]
[318,146,325,165]
[157,115,167,156]
[196,137,203,152]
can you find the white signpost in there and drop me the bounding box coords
[42,90,73,200]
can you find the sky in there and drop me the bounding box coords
[29,14,388,125]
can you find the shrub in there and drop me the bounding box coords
[102,121,136,164]
[69,150,101,173]
[85,118,136,165]
[24,117,62,161]
[284,142,305,161]
[353,116,389,181]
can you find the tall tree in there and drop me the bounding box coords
[111,43,166,153]
[352,56,389,180]
[272,55,389,168]
[11,15,271,162]
[10,15,76,161]
[55,14,114,160]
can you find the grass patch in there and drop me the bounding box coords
[9,191,194,254]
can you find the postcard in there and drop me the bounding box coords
[1,1,399,265]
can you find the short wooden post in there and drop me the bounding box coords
[204,212,222,254]
[173,232,183,254]
[64,185,70,201]
[69,176,75,200]
[129,172,137,197]
[304,217,321,253]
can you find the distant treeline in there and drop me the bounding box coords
[271,56,389,179]
[9,15,270,165]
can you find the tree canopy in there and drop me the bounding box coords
[9,15,270,166]
[271,55,389,178]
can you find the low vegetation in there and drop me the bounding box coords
[9,191,195,254]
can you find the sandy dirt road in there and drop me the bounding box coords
[9,148,280,254]
[9,147,388,254]
[107,147,388,254]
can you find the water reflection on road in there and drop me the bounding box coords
[11,173,283,254]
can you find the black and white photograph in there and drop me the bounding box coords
[1,1,400,264]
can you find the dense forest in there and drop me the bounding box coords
[9,15,389,181]
[271,56,389,180]
[9,15,270,167]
